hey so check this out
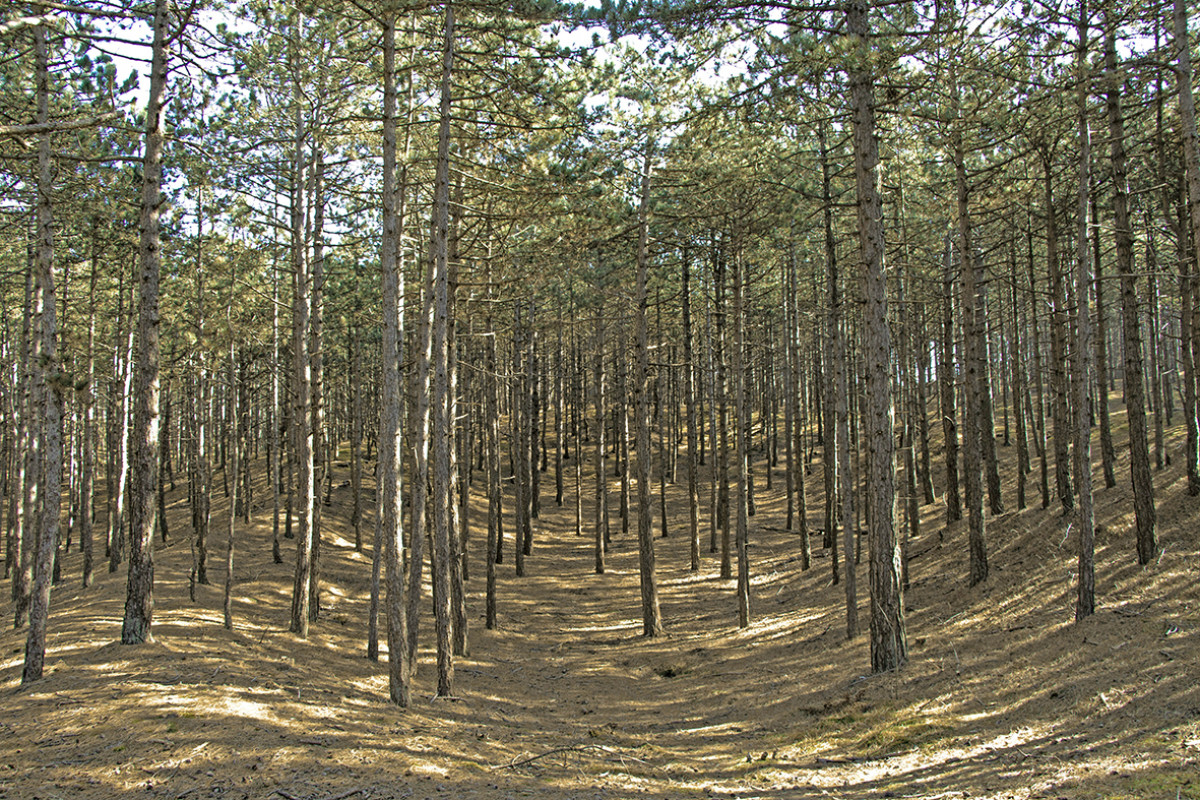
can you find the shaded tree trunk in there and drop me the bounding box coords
[849,0,905,673]
[1104,10,1157,565]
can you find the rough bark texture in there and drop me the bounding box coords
[121,0,168,645]
[849,0,905,673]
[288,20,314,637]
[940,233,961,527]
[1175,0,1200,495]
[633,144,663,637]
[429,0,456,696]
[683,254,700,572]
[732,249,751,630]
[1074,6,1096,620]
[1044,157,1075,514]
[819,123,841,549]
[378,10,409,705]
[956,109,988,588]
[1092,195,1117,489]
[1104,12,1157,566]
[22,15,64,680]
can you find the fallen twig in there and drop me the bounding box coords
[500,744,612,770]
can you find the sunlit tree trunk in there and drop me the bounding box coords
[122,0,169,645]
[633,142,662,637]
[288,11,314,637]
[429,0,456,696]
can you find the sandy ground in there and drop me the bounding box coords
[2,403,1199,800]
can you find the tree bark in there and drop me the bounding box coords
[1174,0,1200,495]
[1104,10,1157,565]
[22,14,65,680]
[1044,152,1074,514]
[121,0,169,645]
[633,142,663,637]
[940,232,961,527]
[849,0,905,673]
[429,0,456,696]
[288,17,314,636]
[1074,2,1096,620]
[955,90,988,587]
[377,8,409,704]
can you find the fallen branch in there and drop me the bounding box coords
[499,744,611,770]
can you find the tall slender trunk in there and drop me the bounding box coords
[633,142,662,637]
[1173,0,1200,494]
[224,311,238,631]
[955,86,988,586]
[428,0,457,696]
[121,0,169,645]
[732,246,751,629]
[850,0,905,672]
[940,232,961,527]
[81,226,98,587]
[683,252,700,571]
[1074,1,1096,621]
[485,255,501,629]
[288,10,314,637]
[1104,10,1157,565]
[377,9,409,704]
[1010,246,1030,511]
[1044,153,1075,513]
[593,291,607,575]
[22,14,65,679]
[307,150,326,624]
[1026,220,1051,508]
[818,122,840,551]
[1093,194,1117,488]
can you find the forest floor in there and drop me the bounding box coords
[2,406,1200,800]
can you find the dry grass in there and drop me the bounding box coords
[2,395,1198,800]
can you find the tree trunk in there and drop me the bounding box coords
[956,96,988,587]
[429,0,456,696]
[377,9,409,704]
[1044,154,1075,514]
[1074,3,1096,621]
[121,0,168,645]
[1104,11,1157,565]
[818,122,840,551]
[849,0,905,672]
[940,232,961,527]
[633,142,662,637]
[288,11,314,637]
[22,14,65,679]
[81,230,98,588]
[593,291,607,575]
[1174,0,1200,495]
[683,252,700,571]
[1092,194,1117,488]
